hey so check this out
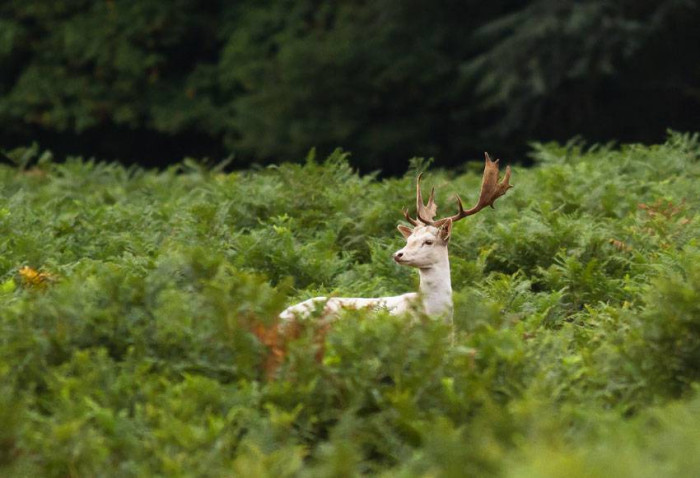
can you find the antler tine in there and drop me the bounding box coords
[402,173,439,227]
[402,207,420,226]
[430,152,513,227]
[415,173,438,224]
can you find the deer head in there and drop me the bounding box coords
[393,153,512,268]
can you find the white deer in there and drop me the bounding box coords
[279,154,512,326]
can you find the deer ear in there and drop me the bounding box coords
[438,218,452,241]
[397,225,413,239]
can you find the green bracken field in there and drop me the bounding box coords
[2,133,700,476]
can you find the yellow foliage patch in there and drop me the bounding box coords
[18,266,55,289]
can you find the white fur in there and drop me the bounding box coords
[280,223,454,324]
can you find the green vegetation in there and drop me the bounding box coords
[1,1,698,171]
[2,132,700,476]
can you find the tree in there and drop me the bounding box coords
[1,0,698,172]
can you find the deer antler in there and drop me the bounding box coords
[403,172,438,226]
[416,153,512,227]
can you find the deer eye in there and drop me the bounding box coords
[423,240,434,246]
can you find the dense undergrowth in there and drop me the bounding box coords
[1,133,700,476]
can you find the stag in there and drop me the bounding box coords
[279,153,512,325]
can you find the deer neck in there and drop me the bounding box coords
[417,252,453,320]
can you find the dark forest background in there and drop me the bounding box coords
[1,0,698,174]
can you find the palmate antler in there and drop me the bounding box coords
[402,172,437,226]
[404,152,513,227]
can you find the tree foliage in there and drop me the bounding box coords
[1,1,698,172]
[1,133,700,475]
